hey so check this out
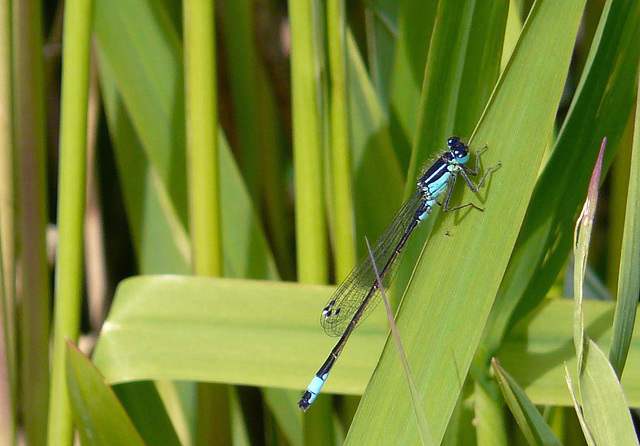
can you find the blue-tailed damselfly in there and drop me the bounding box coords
[298,136,500,411]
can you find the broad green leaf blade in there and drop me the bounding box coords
[478,0,640,365]
[66,341,145,446]
[610,67,640,375]
[492,359,562,446]
[94,276,384,393]
[93,277,640,406]
[345,0,586,443]
[366,239,432,446]
[579,339,639,446]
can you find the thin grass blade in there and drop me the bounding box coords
[571,138,639,445]
[66,341,146,446]
[609,61,640,375]
[579,339,639,446]
[573,139,606,356]
[492,359,562,446]
[564,364,596,446]
[365,238,431,446]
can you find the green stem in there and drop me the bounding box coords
[327,0,356,281]
[183,0,229,443]
[0,0,15,442]
[47,0,93,444]
[289,0,328,286]
[289,0,330,443]
[13,0,51,443]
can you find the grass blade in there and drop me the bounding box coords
[570,139,639,446]
[478,0,640,366]
[565,364,596,446]
[609,61,640,375]
[573,139,606,356]
[492,359,562,446]
[182,0,229,442]
[288,0,331,440]
[66,341,146,446]
[579,339,639,446]
[366,238,431,446]
[346,0,586,442]
[0,0,16,440]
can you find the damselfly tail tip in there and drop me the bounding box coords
[298,392,312,412]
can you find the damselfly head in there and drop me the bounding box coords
[447,136,469,163]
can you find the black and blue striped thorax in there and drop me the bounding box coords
[415,137,470,220]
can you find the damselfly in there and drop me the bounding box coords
[298,136,500,411]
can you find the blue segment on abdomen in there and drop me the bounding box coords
[305,373,329,405]
[418,201,434,220]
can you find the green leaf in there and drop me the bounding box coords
[393,0,508,314]
[565,365,596,446]
[66,341,146,446]
[345,0,586,442]
[610,64,640,375]
[93,276,383,393]
[492,359,562,446]
[579,339,639,446]
[478,0,640,365]
[93,277,640,407]
[569,138,638,446]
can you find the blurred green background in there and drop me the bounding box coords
[1,0,640,444]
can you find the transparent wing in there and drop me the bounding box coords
[320,190,426,337]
